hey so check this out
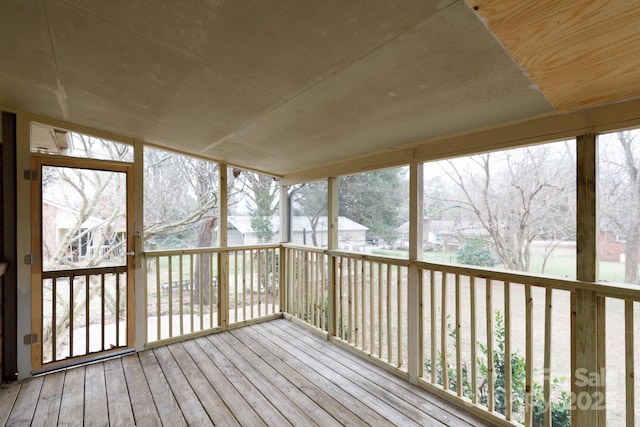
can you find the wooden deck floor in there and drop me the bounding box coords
[0,319,489,426]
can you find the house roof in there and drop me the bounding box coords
[228,216,368,235]
[3,1,640,179]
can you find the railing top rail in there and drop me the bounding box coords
[282,243,327,254]
[42,265,128,279]
[415,260,640,301]
[327,249,412,266]
[144,243,280,258]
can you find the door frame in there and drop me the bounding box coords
[30,154,136,372]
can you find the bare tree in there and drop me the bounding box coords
[599,130,640,284]
[441,143,576,272]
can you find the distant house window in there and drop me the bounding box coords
[617,234,627,242]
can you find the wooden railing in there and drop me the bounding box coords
[283,245,640,427]
[144,244,281,345]
[415,262,640,427]
[283,245,329,330]
[331,250,410,370]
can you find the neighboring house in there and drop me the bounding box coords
[599,230,633,262]
[396,218,488,250]
[42,200,126,264]
[227,216,368,249]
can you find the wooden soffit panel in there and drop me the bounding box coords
[467,0,640,112]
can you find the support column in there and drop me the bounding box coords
[133,139,145,351]
[327,177,338,339]
[219,165,229,330]
[574,133,603,426]
[15,112,31,379]
[279,183,289,312]
[408,161,424,384]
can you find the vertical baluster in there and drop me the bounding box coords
[397,265,402,368]
[70,274,75,358]
[179,254,184,336]
[297,250,302,320]
[369,261,374,354]
[387,262,392,364]
[244,249,249,321]
[168,255,173,337]
[354,259,360,348]
[486,279,494,412]
[361,259,366,351]
[85,274,90,355]
[348,258,353,343]
[258,249,262,318]
[101,274,105,351]
[504,281,512,420]
[524,285,533,426]
[544,288,553,427]
[316,253,324,331]
[209,252,214,328]
[625,299,635,427]
[441,272,448,390]
[199,253,204,331]
[52,278,57,362]
[313,252,318,328]
[234,251,238,323]
[115,273,120,348]
[190,253,194,333]
[430,270,437,383]
[320,252,324,327]
[155,257,161,341]
[272,248,277,314]
[470,276,477,404]
[378,262,383,359]
[455,274,462,397]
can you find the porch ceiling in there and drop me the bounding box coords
[0,1,638,176]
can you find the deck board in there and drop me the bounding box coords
[103,358,135,426]
[137,349,187,427]
[153,346,214,427]
[0,381,22,426]
[7,375,43,426]
[121,354,161,426]
[84,363,108,427]
[31,370,64,426]
[57,366,84,427]
[0,319,489,426]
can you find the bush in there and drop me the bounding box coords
[426,311,570,426]
[456,240,496,267]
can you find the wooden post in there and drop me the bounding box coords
[408,161,423,384]
[574,133,602,427]
[219,165,229,330]
[327,178,338,339]
[327,177,338,339]
[133,139,145,350]
[279,183,289,312]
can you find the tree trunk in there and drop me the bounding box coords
[624,233,640,285]
[193,217,216,305]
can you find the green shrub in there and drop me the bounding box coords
[426,310,571,426]
[456,240,495,267]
